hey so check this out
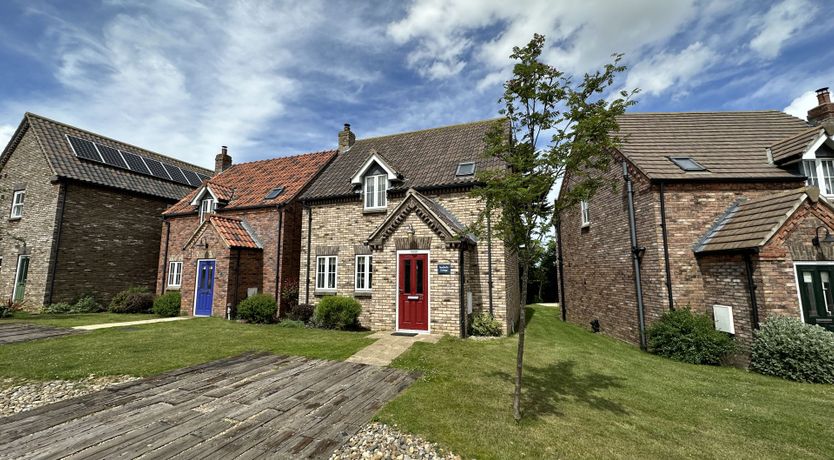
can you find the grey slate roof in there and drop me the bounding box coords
[615,111,811,181]
[300,119,506,201]
[695,187,817,253]
[3,113,212,201]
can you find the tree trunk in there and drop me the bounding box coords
[513,262,529,421]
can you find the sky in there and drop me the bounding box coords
[0,0,832,169]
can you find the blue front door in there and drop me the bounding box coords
[195,260,216,316]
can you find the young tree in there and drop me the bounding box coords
[473,34,636,421]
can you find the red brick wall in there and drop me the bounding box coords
[697,254,755,349]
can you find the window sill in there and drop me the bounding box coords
[314,290,337,296]
[8,217,21,222]
[353,290,372,297]
[580,223,590,229]
[166,286,181,291]
[363,208,388,215]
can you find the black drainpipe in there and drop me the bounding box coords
[304,205,313,305]
[459,242,467,338]
[556,219,566,321]
[623,161,648,351]
[487,208,494,316]
[46,181,67,305]
[161,218,171,295]
[744,252,761,330]
[659,182,674,311]
[274,207,284,306]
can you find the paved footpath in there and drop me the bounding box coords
[347,331,441,367]
[73,316,191,330]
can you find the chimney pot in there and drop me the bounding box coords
[817,87,831,105]
[808,86,834,128]
[214,146,232,175]
[338,122,356,153]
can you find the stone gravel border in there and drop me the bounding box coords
[330,422,460,460]
[0,375,138,418]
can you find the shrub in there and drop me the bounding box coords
[237,294,278,324]
[280,279,300,307]
[109,287,154,313]
[72,295,103,313]
[1,299,21,318]
[751,316,834,384]
[278,319,305,328]
[153,292,182,317]
[42,302,74,314]
[469,312,503,337]
[647,308,735,365]
[286,303,314,323]
[313,296,362,330]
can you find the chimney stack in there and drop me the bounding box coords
[338,123,355,153]
[214,146,232,175]
[808,87,834,129]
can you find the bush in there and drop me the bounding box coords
[109,287,154,313]
[286,303,314,323]
[751,316,834,384]
[72,295,103,313]
[42,302,74,314]
[313,296,362,330]
[153,292,182,317]
[647,308,735,365]
[280,279,299,307]
[278,319,305,328]
[1,299,21,318]
[237,294,278,324]
[469,312,503,337]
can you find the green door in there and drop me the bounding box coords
[13,256,29,303]
[797,266,834,332]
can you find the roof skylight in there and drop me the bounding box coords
[669,157,706,172]
[265,186,285,200]
[456,162,476,177]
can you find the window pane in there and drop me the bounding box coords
[368,257,373,289]
[356,257,365,290]
[416,259,424,294]
[802,161,819,187]
[377,175,386,207]
[823,271,833,314]
[404,260,411,293]
[317,258,325,289]
[822,160,834,194]
[328,257,336,289]
[365,177,375,208]
[803,272,818,318]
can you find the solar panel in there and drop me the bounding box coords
[120,150,151,175]
[67,136,102,162]
[182,169,202,186]
[96,144,128,169]
[163,163,189,185]
[143,158,170,179]
[198,174,211,183]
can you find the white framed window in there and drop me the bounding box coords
[10,190,25,219]
[316,255,338,291]
[168,261,183,287]
[364,174,387,210]
[580,200,590,227]
[200,198,215,223]
[355,255,372,291]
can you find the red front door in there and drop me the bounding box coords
[398,253,429,331]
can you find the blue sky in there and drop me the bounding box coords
[0,0,832,169]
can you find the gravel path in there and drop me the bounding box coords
[0,375,138,417]
[330,422,460,460]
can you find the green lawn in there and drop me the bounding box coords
[5,312,157,327]
[378,305,834,459]
[0,318,373,380]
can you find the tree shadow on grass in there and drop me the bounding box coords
[489,360,628,420]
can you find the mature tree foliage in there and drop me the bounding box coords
[473,33,636,421]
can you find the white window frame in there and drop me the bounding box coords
[168,261,183,288]
[200,198,215,223]
[364,174,387,210]
[580,200,590,227]
[10,190,25,219]
[355,255,372,291]
[316,255,338,291]
[12,255,30,302]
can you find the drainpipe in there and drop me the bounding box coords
[623,161,648,351]
[161,218,171,295]
[46,181,67,305]
[487,208,494,316]
[659,182,674,311]
[304,205,313,305]
[556,219,566,321]
[744,252,761,330]
[459,242,466,338]
[274,208,284,307]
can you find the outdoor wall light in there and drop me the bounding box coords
[812,226,834,247]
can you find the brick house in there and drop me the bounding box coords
[558,87,834,351]
[0,113,211,308]
[158,148,335,317]
[298,120,520,336]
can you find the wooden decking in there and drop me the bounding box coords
[0,323,80,344]
[0,353,417,459]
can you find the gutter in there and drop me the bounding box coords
[46,181,67,305]
[623,161,648,351]
[659,182,674,310]
[743,251,761,330]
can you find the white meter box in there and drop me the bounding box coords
[712,305,735,334]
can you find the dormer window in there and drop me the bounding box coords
[200,198,215,223]
[364,174,387,210]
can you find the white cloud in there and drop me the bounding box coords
[0,124,16,151]
[624,42,716,96]
[783,90,818,119]
[749,0,815,59]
